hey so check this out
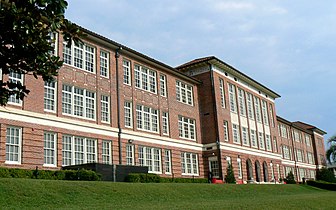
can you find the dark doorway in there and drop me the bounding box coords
[246,159,253,181]
[263,161,268,182]
[255,160,261,182]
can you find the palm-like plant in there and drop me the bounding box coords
[326,135,336,163]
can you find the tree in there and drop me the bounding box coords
[284,171,296,184]
[326,135,336,163]
[224,163,236,184]
[0,0,84,105]
[316,167,336,183]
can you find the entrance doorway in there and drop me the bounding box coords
[246,159,253,181]
[209,157,219,178]
[255,160,261,182]
[263,161,268,182]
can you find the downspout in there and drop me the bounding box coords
[209,62,223,180]
[289,126,298,182]
[115,46,122,165]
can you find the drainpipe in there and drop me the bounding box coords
[209,62,223,180]
[115,46,122,165]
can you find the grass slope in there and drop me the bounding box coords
[0,178,335,209]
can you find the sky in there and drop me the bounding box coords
[66,0,336,148]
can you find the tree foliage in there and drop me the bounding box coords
[284,171,296,184]
[326,135,336,163]
[316,167,336,183]
[224,163,236,184]
[0,0,84,105]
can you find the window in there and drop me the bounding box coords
[181,152,199,176]
[138,146,161,173]
[307,152,314,164]
[101,95,110,123]
[296,149,303,162]
[176,80,193,106]
[62,135,97,166]
[242,127,249,146]
[44,132,57,166]
[126,144,134,165]
[293,130,300,142]
[100,51,109,77]
[237,158,242,179]
[135,64,157,93]
[250,129,257,148]
[283,145,290,159]
[232,124,240,144]
[102,140,112,165]
[254,97,262,123]
[160,75,167,97]
[228,83,237,112]
[209,158,219,178]
[136,105,159,133]
[273,136,278,152]
[6,127,22,164]
[164,150,172,174]
[269,104,275,127]
[261,100,269,125]
[44,81,57,112]
[124,101,133,128]
[63,41,96,73]
[162,112,169,135]
[123,60,131,85]
[305,135,311,147]
[280,124,288,138]
[238,88,246,117]
[62,85,96,120]
[178,116,196,140]
[8,71,23,105]
[219,78,226,108]
[246,93,254,120]
[48,32,58,56]
[265,134,272,151]
[223,121,229,141]
[258,132,265,150]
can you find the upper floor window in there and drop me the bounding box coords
[178,116,196,140]
[246,93,254,120]
[48,32,58,56]
[101,95,110,123]
[123,60,131,85]
[44,81,57,112]
[258,132,265,150]
[305,134,311,147]
[63,41,95,73]
[254,97,262,123]
[228,83,237,113]
[176,80,193,106]
[162,112,169,135]
[238,88,246,117]
[280,124,288,138]
[219,78,226,108]
[283,145,290,159]
[232,124,240,144]
[124,101,133,128]
[250,129,257,148]
[160,75,167,97]
[293,130,301,142]
[242,126,249,146]
[273,136,278,152]
[100,51,109,78]
[261,100,269,126]
[223,121,229,141]
[265,134,272,151]
[136,104,159,133]
[269,103,275,127]
[8,71,23,105]
[135,64,156,93]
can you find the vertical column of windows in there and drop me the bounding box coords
[265,134,272,151]
[250,129,257,148]
[232,124,240,144]
[246,93,254,120]
[258,132,265,149]
[238,88,246,117]
[219,78,226,108]
[228,83,237,113]
[237,158,242,179]
[254,97,262,123]
[269,104,275,127]
[261,100,269,126]
[242,127,249,146]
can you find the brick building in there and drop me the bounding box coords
[0,27,326,182]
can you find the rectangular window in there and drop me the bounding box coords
[246,93,254,120]
[162,112,169,135]
[283,145,290,159]
[138,146,161,173]
[261,100,269,125]
[280,124,288,138]
[100,51,109,78]
[160,75,167,97]
[44,81,57,112]
[6,127,22,164]
[223,121,229,141]
[250,129,257,148]
[273,136,278,152]
[62,85,96,120]
[296,149,303,162]
[124,101,133,128]
[63,41,96,73]
[178,116,196,140]
[258,132,265,150]
[101,95,110,123]
[238,88,246,117]
[61,135,97,166]
[134,64,157,93]
[254,97,262,123]
[237,158,242,179]
[242,127,249,146]
[176,80,193,106]
[219,78,226,108]
[44,132,57,166]
[307,152,314,164]
[265,134,272,151]
[181,152,199,176]
[126,144,134,165]
[165,150,172,174]
[293,130,300,142]
[228,83,237,113]
[102,140,112,165]
[136,105,159,133]
[305,135,311,147]
[269,104,275,127]
[48,32,58,56]
[232,124,240,144]
[123,60,131,85]
[8,71,23,105]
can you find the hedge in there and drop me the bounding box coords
[307,180,336,191]
[125,173,208,183]
[0,167,101,181]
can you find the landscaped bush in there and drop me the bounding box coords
[316,168,336,183]
[125,173,207,183]
[225,163,236,184]
[284,171,296,184]
[307,180,336,191]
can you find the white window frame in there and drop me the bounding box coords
[100,50,109,78]
[269,103,275,127]
[238,88,246,117]
[162,112,169,135]
[232,124,240,144]
[124,101,133,128]
[160,74,167,97]
[305,135,311,147]
[126,144,135,165]
[176,80,194,106]
[101,95,110,123]
[136,104,159,133]
[164,150,172,174]
[138,146,162,174]
[250,129,257,148]
[265,134,272,151]
[223,121,229,141]
[102,140,112,165]
[44,80,57,112]
[181,152,199,176]
[134,64,157,93]
[44,132,57,167]
[280,124,288,138]
[219,78,226,108]
[237,158,242,179]
[242,126,249,146]
[283,145,290,159]
[261,100,269,125]
[246,93,254,120]
[123,60,131,85]
[254,96,262,123]
[8,71,23,106]
[6,126,22,164]
[178,115,196,140]
[258,132,265,150]
[273,136,278,152]
[228,83,237,113]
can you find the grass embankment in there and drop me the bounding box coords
[0,178,335,209]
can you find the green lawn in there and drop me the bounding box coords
[0,178,335,209]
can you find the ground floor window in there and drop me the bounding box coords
[237,158,242,179]
[138,146,161,173]
[102,140,112,165]
[6,126,22,164]
[44,132,57,166]
[164,150,172,174]
[181,152,199,176]
[126,144,134,165]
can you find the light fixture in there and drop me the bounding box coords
[128,139,134,144]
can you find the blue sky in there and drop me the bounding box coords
[66,0,336,148]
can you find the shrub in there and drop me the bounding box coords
[307,180,336,191]
[125,173,207,183]
[225,163,236,184]
[316,168,336,183]
[284,171,296,184]
[0,168,11,178]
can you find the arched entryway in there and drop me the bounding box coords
[246,159,253,181]
[255,160,261,182]
[263,161,268,182]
